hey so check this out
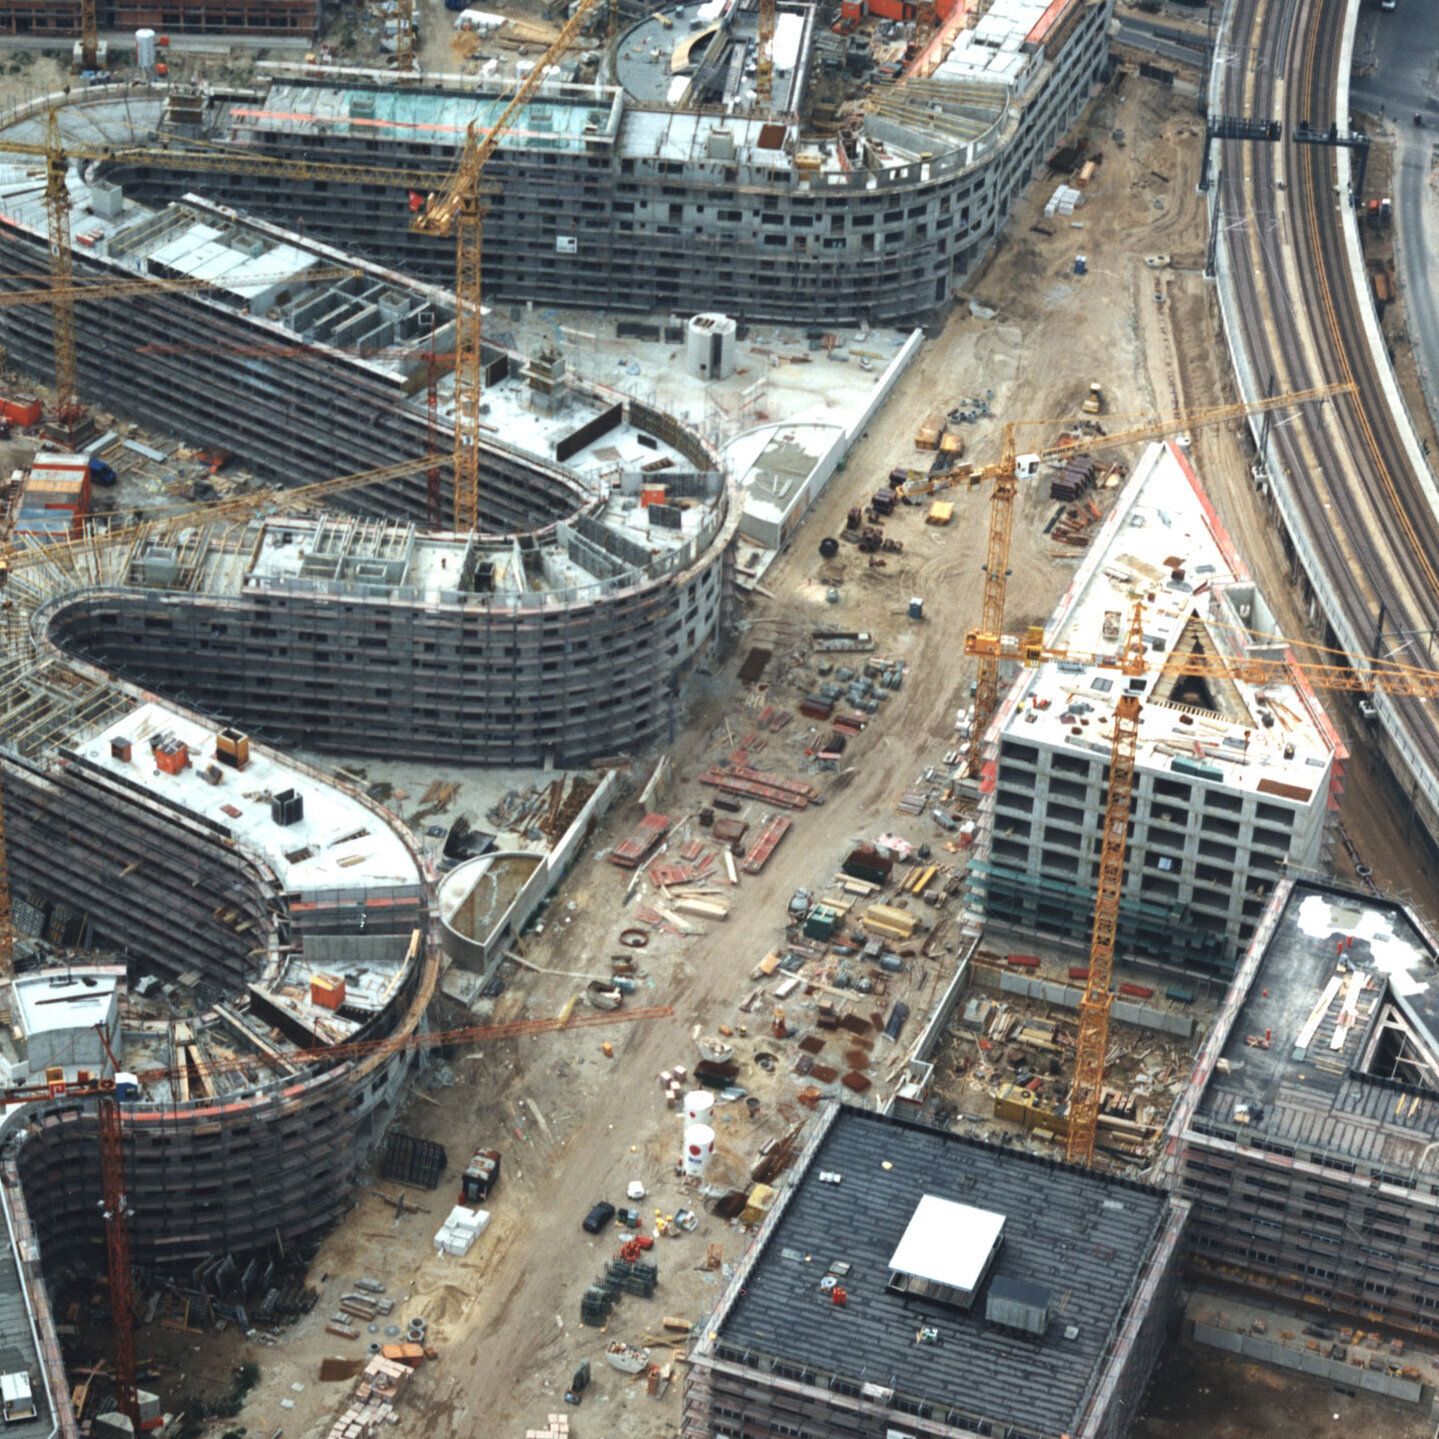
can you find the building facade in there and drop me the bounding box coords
[97,0,1115,325]
[1172,879,1439,1337]
[969,442,1346,979]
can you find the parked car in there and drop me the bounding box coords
[582,1201,616,1234]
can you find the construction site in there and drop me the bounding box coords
[0,2,1438,1439]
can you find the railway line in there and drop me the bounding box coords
[1214,0,1439,836]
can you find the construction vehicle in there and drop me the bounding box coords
[961,381,1357,778]
[1081,382,1104,415]
[965,602,1439,1166]
[409,0,601,530]
[0,1003,667,1426]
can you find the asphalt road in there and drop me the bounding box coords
[1352,1,1439,447]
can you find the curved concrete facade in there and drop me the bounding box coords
[0,678,438,1272]
[92,0,1113,325]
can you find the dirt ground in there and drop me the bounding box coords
[5,41,1436,1439]
[180,76,1274,1439]
[1135,1334,1435,1439]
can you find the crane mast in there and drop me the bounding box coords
[1064,604,1145,1166]
[756,0,776,110]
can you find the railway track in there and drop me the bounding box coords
[1216,0,1439,821]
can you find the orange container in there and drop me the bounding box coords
[155,741,189,775]
[311,973,346,1010]
[640,485,668,507]
[2,396,42,426]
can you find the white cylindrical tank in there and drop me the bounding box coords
[686,313,737,381]
[682,1123,715,1177]
[683,1090,714,1126]
[136,29,157,71]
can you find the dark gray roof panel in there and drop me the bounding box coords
[718,1108,1170,1436]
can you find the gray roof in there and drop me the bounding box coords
[717,1108,1170,1436]
[1192,882,1439,1179]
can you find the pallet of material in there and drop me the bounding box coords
[862,903,917,939]
[711,817,749,848]
[699,766,817,810]
[610,812,672,868]
[742,815,792,874]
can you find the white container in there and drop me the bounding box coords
[683,1123,715,1178]
[684,1090,715,1126]
[136,29,156,70]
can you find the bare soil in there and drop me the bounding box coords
[1135,1336,1434,1439]
[198,76,1257,1439]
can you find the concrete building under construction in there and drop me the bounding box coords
[969,442,1345,979]
[1171,879,1439,1340]
[0,143,736,768]
[0,684,436,1275]
[684,1105,1188,1439]
[0,0,322,39]
[92,0,1115,324]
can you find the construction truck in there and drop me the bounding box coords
[1082,382,1104,415]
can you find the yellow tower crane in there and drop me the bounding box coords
[410,0,602,531]
[0,264,363,311]
[2,116,447,440]
[960,381,1356,779]
[78,0,99,71]
[965,608,1439,1165]
[395,0,416,75]
[756,0,776,110]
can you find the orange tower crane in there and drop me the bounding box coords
[410,0,602,530]
[965,608,1439,1165]
[961,381,1356,777]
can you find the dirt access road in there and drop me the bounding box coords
[213,76,1238,1439]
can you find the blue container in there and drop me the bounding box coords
[908,597,924,620]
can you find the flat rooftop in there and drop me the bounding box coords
[83,701,422,895]
[617,0,808,113]
[1001,441,1338,802]
[1194,882,1439,1173]
[225,78,623,154]
[718,1107,1171,1435]
[10,970,118,1040]
[930,0,1079,94]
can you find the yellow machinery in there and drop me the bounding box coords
[963,382,1356,778]
[756,0,775,110]
[965,606,1439,1165]
[410,0,602,530]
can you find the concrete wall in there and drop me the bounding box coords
[438,767,621,975]
[1193,1320,1423,1405]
